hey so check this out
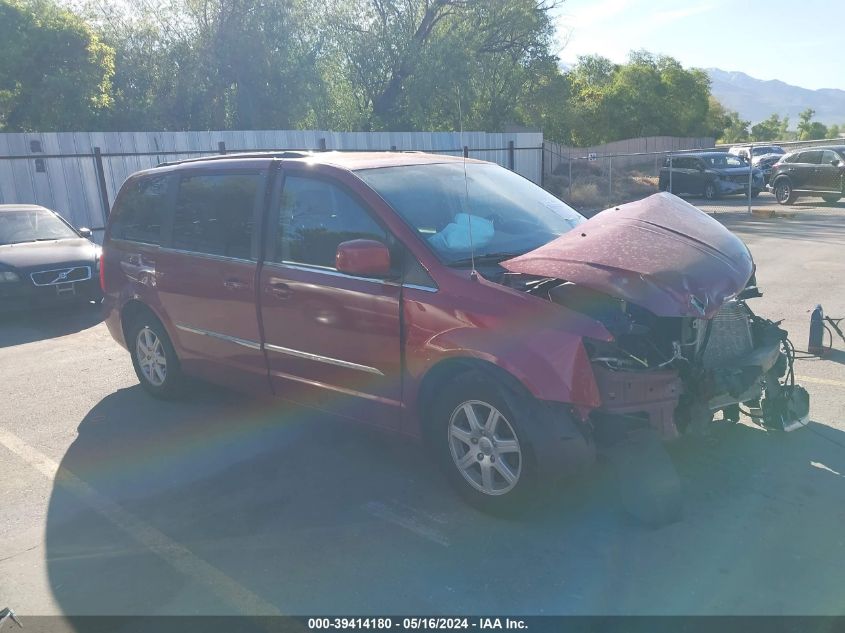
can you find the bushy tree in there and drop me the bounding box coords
[0,0,114,131]
[563,52,713,145]
[751,113,789,141]
[797,108,828,140]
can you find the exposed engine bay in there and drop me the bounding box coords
[500,272,810,440]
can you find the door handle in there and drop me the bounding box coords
[266,280,292,299]
[223,278,249,290]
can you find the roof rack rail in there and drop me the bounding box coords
[156,150,313,168]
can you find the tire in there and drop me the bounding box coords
[703,182,718,200]
[749,189,760,199]
[128,311,186,399]
[431,372,538,514]
[822,194,841,204]
[774,179,796,205]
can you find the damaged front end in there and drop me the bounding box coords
[501,193,810,442]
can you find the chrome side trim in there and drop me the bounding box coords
[264,342,384,376]
[160,247,255,265]
[402,283,438,293]
[265,261,398,287]
[270,369,400,407]
[174,323,261,350]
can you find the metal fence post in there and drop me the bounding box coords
[508,141,515,170]
[319,138,327,151]
[668,154,673,194]
[608,155,613,206]
[463,145,469,159]
[568,148,572,200]
[93,147,110,219]
[747,143,754,214]
[218,141,226,154]
[540,143,545,188]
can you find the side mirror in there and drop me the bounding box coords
[78,227,93,238]
[336,239,392,277]
[831,159,840,167]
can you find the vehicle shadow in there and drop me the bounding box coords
[45,385,845,615]
[0,302,102,348]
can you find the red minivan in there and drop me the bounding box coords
[101,151,808,512]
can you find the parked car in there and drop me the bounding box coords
[101,152,808,513]
[755,153,783,186]
[767,146,845,205]
[0,204,102,312]
[658,152,764,199]
[728,145,785,165]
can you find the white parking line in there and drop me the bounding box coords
[0,427,281,616]
[364,501,451,547]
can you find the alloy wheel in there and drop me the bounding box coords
[136,326,167,387]
[448,400,522,496]
[776,182,791,204]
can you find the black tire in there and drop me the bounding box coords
[430,371,539,514]
[749,188,760,199]
[822,194,841,204]
[127,310,186,399]
[774,179,796,205]
[703,182,718,200]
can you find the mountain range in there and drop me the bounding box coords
[707,69,845,126]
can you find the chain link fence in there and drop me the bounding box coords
[542,138,845,219]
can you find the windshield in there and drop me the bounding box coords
[753,146,784,156]
[0,208,78,245]
[357,163,585,265]
[704,154,747,168]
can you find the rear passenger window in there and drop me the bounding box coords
[275,176,387,269]
[798,151,822,165]
[172,173,261,259]
[110,175,171,244]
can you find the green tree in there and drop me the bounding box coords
[750,113,788,141]
[0,0,114,131]
[829,123,841,138]
[564,52,714,145]
[718,110,750,144]
[796,108,828,140]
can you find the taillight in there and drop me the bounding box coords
[99,248,106,293]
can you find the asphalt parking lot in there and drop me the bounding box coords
[2,204,845,617]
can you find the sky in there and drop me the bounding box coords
[553,0,845,91]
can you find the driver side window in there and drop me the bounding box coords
[275,175,387,269]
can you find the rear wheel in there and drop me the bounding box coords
[432,372,537,513]
[774,179,796,205]
[822,194,841,204]
[128,312,186,398]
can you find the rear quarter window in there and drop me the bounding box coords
[109,174,173,245]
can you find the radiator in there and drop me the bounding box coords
[695,300,754,368]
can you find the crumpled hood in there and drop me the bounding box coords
[0,238,99,271]
[502,193,754,318]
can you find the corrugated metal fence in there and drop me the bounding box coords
[0,130,543,241]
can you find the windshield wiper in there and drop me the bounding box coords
[447,252,522,268]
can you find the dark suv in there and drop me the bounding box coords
[768,146,845,205]
[658,152,764,199]
[101,151,807,513]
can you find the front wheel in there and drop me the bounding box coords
[128,312,186,398]
[774,179,796,205]
[703,182,718,200]
[432,373,536,513]
[822,194,841,204]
